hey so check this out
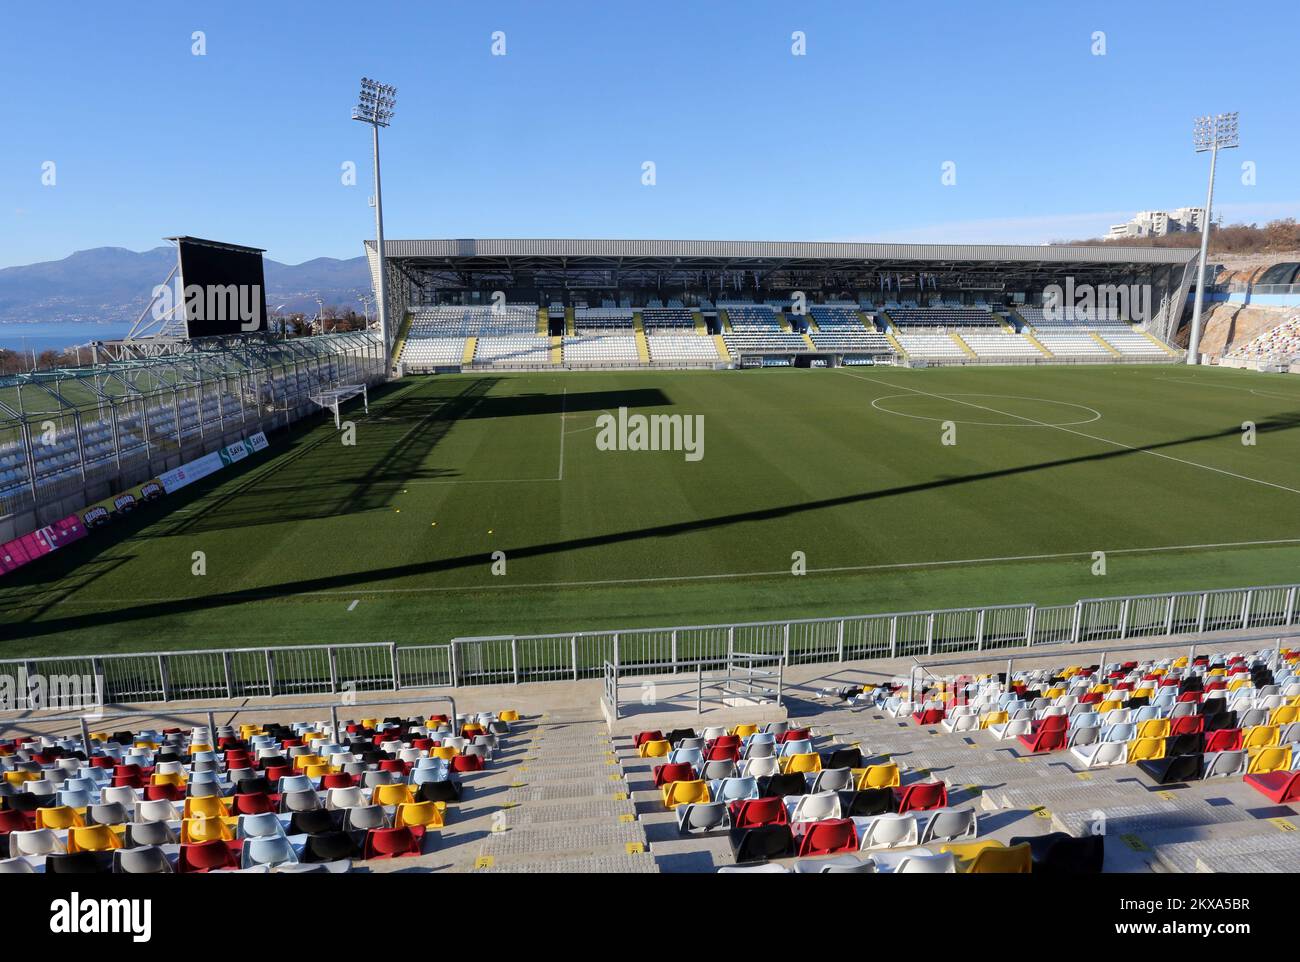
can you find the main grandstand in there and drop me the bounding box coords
[374,239,1194,373]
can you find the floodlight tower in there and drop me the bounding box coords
[1186,112,1238,365]
[353,77,397,368]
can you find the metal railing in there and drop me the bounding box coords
[602,653,784,720]
[1,582,1295,709]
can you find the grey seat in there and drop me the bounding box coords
[675,801,730,835]
[126,820,177,847]
[362,771,395,789]
[809,768,854,793]
[795,854,875,873]
[280,790,321,813]
[1202,750,1247,779]
[1067,726,1099,749]
[0,857,35,874]
[344,804,388,831]
[274,860,351,874]
[699,760,738,781]
[919,807,978,843]
[87,802,130,826]
[114,845,173,874]
[242,835,297,869]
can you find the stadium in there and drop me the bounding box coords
[3,9,1300,904]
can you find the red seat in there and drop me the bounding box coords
[451,754,483,773]
[178,840,240,873]
[708,735,741,751]
[143,783,184,802]
[779,729,811,744]
[797,818,858,857]
[1079,692,1103,704]
[894,782,948,813]
[363,826,424,859]
[1031,715,1068,733]
[1204,729,1242,752]
[263,766,293,783]
[0,809,33,834]
[321,773,356,790]
[89,756,115,769]
[232,792,274,816]
[411,739,434,752]
[911,709,945,726]
[1176,691,1202,703]
[379,759,409,775]
[634,731,664,748]
[704,744,741,762]
[1170,715,1205,736]
[652,763,696,788]
[1017,726,1067,753]
[729,796,789,829]
[1245,771,1300,804]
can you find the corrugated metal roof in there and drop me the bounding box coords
[364,237,1196,265]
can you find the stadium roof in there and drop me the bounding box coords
[368,237,1196,268]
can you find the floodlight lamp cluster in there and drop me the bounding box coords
[352,77,397,127]
[1193,112,1238,152]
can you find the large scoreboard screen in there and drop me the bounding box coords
[175,237,269,338]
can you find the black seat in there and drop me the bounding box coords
[1164,733,1204,756]
[757,773,806,799]
[1136,752,1204,786]
[1205,710,1238,732]
[665,729,697,746]
[729,824,794,863]
[842,787,895,817]
[302,830,362,863]
[235,776,273,796]
[289,808,342,836]
[8,793,55,814]
[45,852,113,874]
[823,747,862,770]
[417,780,462,804]
[1010,831,1104,874]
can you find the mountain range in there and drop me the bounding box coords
[0,246,372,324]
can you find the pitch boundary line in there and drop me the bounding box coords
[48,536,1300,603]
[840,369,1300,497]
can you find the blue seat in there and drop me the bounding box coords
[709,776,759,804]
[667,747,702,766]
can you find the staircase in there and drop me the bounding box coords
[949,332,977,359]
[1089,331,1123,358]
[632,314,651,362]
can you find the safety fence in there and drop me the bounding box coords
[2,582,1296,708]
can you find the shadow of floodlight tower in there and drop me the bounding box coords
[352,77,398,370]
[1186,112,1238,365]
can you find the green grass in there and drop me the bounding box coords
[4,363,1300,658]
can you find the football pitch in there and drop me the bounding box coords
[3,363,1300,658]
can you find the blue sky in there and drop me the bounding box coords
[2,0,1298,269]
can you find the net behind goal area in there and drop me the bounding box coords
[309,384,369,429]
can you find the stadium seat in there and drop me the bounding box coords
[1244,770,1300,803]
[652,763,696,788]
[1136,753,1204,785]
[178,840,239,873]
[67,824,122,853]
[729,796,788,829]
[894,781,947,813]
[729,824,794,863]
[960,842,1032,873]
[676,801,730,835]
[662,780,710,810]
[856,763,900,789]
[797,818,858,856]
[1010,832,1105,874]
[362,826,423,859]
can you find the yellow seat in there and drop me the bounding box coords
[939,840,1004,862]
[181,815,236,843]
[661,780,710,810]
[183,794,230,820]
[732,724,759,739]
[1227,678,1253,692]
[372,783,416,807]
[856,762,900,790]
[1171,657,1188,669]
[1043,687,1065,699]
[293,754,325,771]
[394,801,445,830]
[1127,737,1166,763]
[189,743,212,754]
[4,771,36,787]
[89,732,110,744]
[980,711,1008,729]
[359,718,381,730]
[961,842,1032,874]
[1269,705,1299,727]
[431,745,458,760]
[779,752,822,775]
[1097,701,1123,715]
[1243,725,1280,750]
[35,806,84,830]
[638,739,672,759]
[1247,745,1292,774]
[151,771,185,788]
[1089,684,1112,695]
[303,763,331,779]
[1207,667,1227,677]
[1137,719,1170,739]
[68,824,122,853]
[498,710,519,722]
